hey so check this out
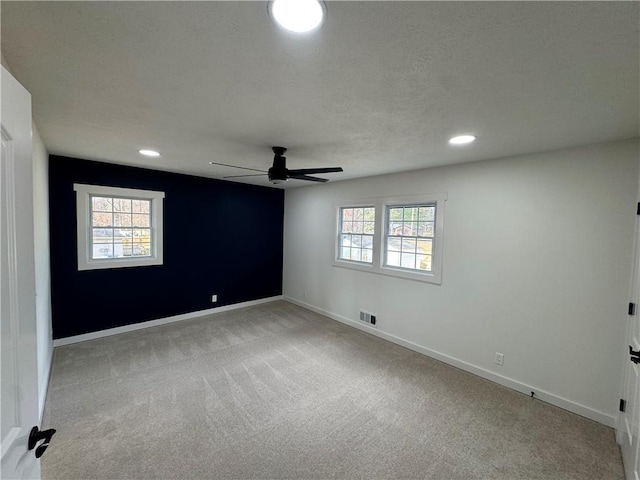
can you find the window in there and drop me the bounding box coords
[338,206,375,263]
[334,194,446,284]
[74,184,165,270]
[385,205,435,272]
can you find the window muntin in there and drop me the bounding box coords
[74,184,164,270]
[385,204,435,272]
[338,206,375,263]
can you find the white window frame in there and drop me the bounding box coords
[333,193,446,284]
[74,184,165,271]
[336,205,377,265]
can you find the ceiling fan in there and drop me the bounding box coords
[210,147,343,184]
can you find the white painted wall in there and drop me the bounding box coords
[284,139,639,426]
[32,123,52,418]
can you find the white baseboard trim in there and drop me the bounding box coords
[53,296,284,347]
[284,296,616,428]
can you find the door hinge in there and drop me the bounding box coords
[619,398,627,412]
[629,303,636,315]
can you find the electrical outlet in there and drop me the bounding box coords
[494,352,504,366]
[211,294,217,303]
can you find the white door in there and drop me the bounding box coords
[1,66,41,479]
[619,186,640,480]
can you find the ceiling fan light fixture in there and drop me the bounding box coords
[270,178,289,185]
[269,0,325,33]
[139,149,161,157]
[448,135,477,145]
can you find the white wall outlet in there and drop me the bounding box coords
[211,294,217,303]
[494,352,504,366]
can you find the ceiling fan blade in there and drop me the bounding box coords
[289,174,329,183]
[223,174,267,178]
[287,167,343,175]
[209,161,267,173]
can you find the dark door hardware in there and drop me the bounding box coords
[630,346,640,365]
[629,303,636,316]
[28,426,56,458]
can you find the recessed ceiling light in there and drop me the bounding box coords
[139,149,161,157]
[269,0,326,33]
[448,135,477,145]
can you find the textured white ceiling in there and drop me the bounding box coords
[2,1,638,188]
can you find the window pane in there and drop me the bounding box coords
[386,251,400,267]
[132,243,151,256]
[392,223,405,235]
[92,228,113,243]
[341,247,350,259]
[114,229,132,244]
[342,221,352,233]
[350,247,362,262]
[364,221,375,234]
[401,238,416,253]
[403,207,419,222]
[417,254,432,271]
[122,245,133,257]
[405,222,418,236]
[353,222,363,234]
[132,199,150,214]
[419,222,435,237]
[132,214,150,227]
[401,253,416,269]
[92,244,113,259]
[133,229,151,242]
[92,212,112,227]
[387,237,401,252]
[364,207,375,221]
[417,239,433,255]
[113,198,132,213]
[389,208,403,221]
[92,197,113,212]
[362,249,373,263]
[350,235,362,247]
[353,208,363,221]
[113,213,132,227]
[389,222,403,235]
[419,206,435,221]
[362,235,373,249]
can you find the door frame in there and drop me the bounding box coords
[1,63,41,480]
[617,167,640,480]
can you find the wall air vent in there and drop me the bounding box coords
[359,310,377,326]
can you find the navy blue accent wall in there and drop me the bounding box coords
[49,155,284,339]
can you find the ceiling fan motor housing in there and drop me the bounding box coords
[268,149,288,183]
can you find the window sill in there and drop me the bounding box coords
[332,258,442,284]
[78,256,163,271]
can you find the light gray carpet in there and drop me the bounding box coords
[42,301,623,479]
